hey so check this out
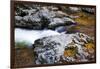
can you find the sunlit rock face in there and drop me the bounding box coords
[33,33,95,64]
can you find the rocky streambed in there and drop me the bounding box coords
[14,3,95,67]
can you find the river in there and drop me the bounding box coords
[15,28,60,46]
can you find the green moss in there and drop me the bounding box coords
[15,41,29,49]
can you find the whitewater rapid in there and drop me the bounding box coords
[15,28,60,45]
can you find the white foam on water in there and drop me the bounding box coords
[15,28,60,45]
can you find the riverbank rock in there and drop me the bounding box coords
[33,33,95,64]
[15,4,77,30]
[82,8,95,14]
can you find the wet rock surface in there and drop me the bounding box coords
[15,4,78,30]
[33,33,95,64]
[14,3,96,67]
[82,7,95,14]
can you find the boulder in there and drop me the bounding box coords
[82,8,95,14]
[15,4,77,30]
[33,33,94,64]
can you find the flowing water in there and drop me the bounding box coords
[15,28,60,45]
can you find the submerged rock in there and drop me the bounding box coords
[33,33,95,64]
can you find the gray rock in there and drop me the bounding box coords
[82,8,95,14]
[33,33,94,64]
[15,4,77,30]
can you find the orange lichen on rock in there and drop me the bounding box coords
[64,46,77,57]
[84,43,95,54]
